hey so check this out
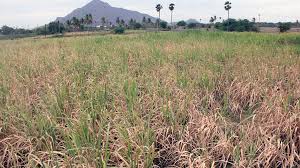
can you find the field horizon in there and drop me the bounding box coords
[0,31,299,167]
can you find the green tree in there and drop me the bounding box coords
[278,23,291,33]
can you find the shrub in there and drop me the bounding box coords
[177,21,187,27]
[216,19,258,32]
[187,23,197,29]
[1,26,14,35]
[134,23,142,29]
[0,25,34,36]
[114,26,125,34]
[48,22,65,34]
[160,21,168,29]
[278,23,291,33]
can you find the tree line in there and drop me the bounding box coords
[0,25,33,36]
[154,1,296,32]
[1,1,299,37]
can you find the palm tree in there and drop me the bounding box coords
[71,17,80,30]
[83,14,92,25]
[89,14,93,25]
[57,21,61,34]
[209,16,216,30]
[101,17,106,28]
[169,3,175,29]
[129,18,135,29]
[71,17,76,24]
[146,18,152,27]
[116,17,120,26]
[85,14,89,24]
[66,20,71,30]
[156,4,163,30]
[120,19,125,26]
[85,14,93,32]
[224,1,232,31]
[80,18,85,25]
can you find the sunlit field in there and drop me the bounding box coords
[0,31,299,167]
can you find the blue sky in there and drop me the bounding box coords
[0,0,299,28]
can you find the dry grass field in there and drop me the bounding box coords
[0,31,299,167]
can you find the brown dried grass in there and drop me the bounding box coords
[0,31,299,167]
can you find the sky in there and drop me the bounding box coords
[0,0,299,28]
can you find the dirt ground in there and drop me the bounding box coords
[259,27,300,33]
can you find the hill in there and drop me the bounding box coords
[186,19,200,24]
[56,0,156,26]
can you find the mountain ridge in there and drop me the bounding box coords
[56,0,156,25]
